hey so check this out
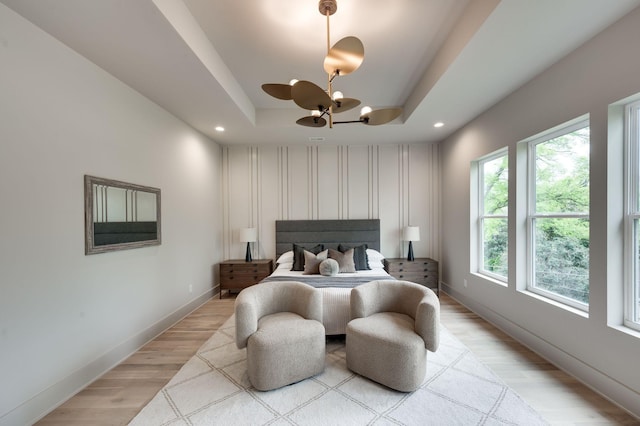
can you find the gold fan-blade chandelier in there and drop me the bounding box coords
[261,0,402,128]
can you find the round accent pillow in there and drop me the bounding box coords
[319,258,339,276]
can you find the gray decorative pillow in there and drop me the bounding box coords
[292,243,324,271]
[328,248,356,273]
[319,258,339,276]
[338,243,370,270]
[303,249,328,275]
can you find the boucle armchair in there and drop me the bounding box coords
[235,281,325,391]
[346,280,440,392]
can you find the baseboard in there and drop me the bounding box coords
[0,289,214,426]
[440,282,640,419]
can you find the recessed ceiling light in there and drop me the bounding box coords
[215,126,225,132]
[434,122,444,128]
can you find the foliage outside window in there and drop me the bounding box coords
[625,100,640,330]
[527,120,590,310]
[478,150,508,281]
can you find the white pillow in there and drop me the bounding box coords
[368,260,385,269]
[366,249,385,261]
[276,250,293,264]
[276,262,293,271]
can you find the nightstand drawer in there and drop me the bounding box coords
[392,272,438,283]
[385,260,438,273]
[220,271,267,281]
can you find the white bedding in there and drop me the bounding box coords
[266,263,392,335]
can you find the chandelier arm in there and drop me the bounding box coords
[333,119,367,124]
[328,78,334,128]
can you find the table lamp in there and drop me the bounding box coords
[403,226,420,261]
[239,227,257,262]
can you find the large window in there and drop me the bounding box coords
[527,119,590,310]
[477,150,508,281]
[625,100,640,330]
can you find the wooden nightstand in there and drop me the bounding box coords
[219,259,273,298]
[383,258,439,294]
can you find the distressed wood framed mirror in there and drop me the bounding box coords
[84,175,161,255]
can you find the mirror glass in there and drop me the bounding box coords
[84,175,161,254]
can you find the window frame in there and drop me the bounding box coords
[526,118,590,311]
[476,148,509,283]
[624,100,640,331]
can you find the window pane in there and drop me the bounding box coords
[535,127,589,214]
[482,217,508,278]
[533,217,589,304]
[483,156,508,215]
[635,109,640,212]
[634,219,640,323]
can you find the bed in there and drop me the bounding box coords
[261,219,394,335]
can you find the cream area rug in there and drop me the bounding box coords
[129,315,548,426]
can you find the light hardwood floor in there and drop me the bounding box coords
[36,292,639,425]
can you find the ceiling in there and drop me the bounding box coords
[3,0,640,146]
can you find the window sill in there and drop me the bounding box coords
[609,323,640,339]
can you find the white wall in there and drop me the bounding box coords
[221,145,440,263]
[0,5,222,425]
[439,6,640,417]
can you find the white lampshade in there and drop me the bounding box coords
[239,227,257,243]
[403,226,420,242]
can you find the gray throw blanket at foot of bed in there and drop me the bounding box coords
[260,275,395,289]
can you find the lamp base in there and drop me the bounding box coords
[245,242,252,262]
[407,241,415,261]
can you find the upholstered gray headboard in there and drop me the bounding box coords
[275,219,380,258]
